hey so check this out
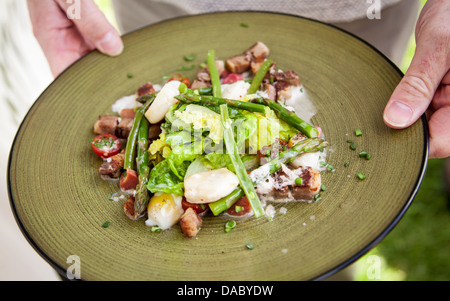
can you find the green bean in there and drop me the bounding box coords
[207,50,222,98]
[220,104,265,218]
[248,59,273,94]
[209,188,245,216]
[123,94,156,170]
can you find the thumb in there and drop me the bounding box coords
[383,34,449,129]
[56,0,123,56]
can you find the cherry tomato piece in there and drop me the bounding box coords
[169,73,191,88]
[182,198,208,214]
[91,134,121,158]
[222,73,244,85]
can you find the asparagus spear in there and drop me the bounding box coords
[123,94,156,170]
[220,104,265,218]
[207,50,222,98]
[133,117,151,219]
[248,59,273,94]
[177,92,318,138]
[252,97,319,138]
[176,93,267,113]
[208,137,328,216]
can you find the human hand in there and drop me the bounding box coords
[383,0,450,159]
[27,0,123,78]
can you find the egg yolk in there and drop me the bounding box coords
[146,193,183,230]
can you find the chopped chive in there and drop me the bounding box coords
[320,161,336,172]
[355,129,363,136]
[295,178,303,185]
[199,63,207,68]
[344,161,350,167]
[246,243,254,250]
[225,220,237,233]
[176,64,195,72]
[108,192,117,201]
[184,54,196,61]
[357,172,366,180]
[151,226,162,233]
[359,151,368,158]
[314,193,321,201]
[320,184,326,191]
[235,205,243,213]
[102,221,110,228]
[359,151,372,160]
[240,23,249,28]
[127,73,133,79]
[347,140,353,143]
[350,143,356,150]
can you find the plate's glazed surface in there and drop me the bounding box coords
[8,12,427,281]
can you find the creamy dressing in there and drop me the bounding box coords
[111,94,141,114]
[221,81,251,100]
[284,85,317,124]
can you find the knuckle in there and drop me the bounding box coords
[401,73,434,101]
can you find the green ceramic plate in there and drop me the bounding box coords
[8,12,428,281]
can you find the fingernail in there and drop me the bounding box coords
[384,101,413,127]
[98,31,123,56]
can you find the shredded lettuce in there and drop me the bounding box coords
[147,150,197,196]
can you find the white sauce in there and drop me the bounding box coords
[284,86,317,124]
[111,94,141,114]
[221,81,251,100]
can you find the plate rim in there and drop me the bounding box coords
[7,11,429,281]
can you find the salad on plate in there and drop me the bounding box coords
[91,42,329,238]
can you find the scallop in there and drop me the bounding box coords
[184,168,240,204]
[145,80,181,124]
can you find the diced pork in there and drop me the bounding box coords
[120,108,136,119]
[99,150,125,180]
[116,117,134,139]
[255,165,321,202]
[94,115,119,135]
[148,122,162,140]
[291,168,321,200]
[274,70,301,87]
[137,82,156,97]
[262,83,277,101]
[247,42,270,60]
[120,168,139,192]
[225,52,252,74]
[179,207,203,238]
[190,79,211,90]
[271,70,302,102]
[226,41,270,74]
[123,195,136,220]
